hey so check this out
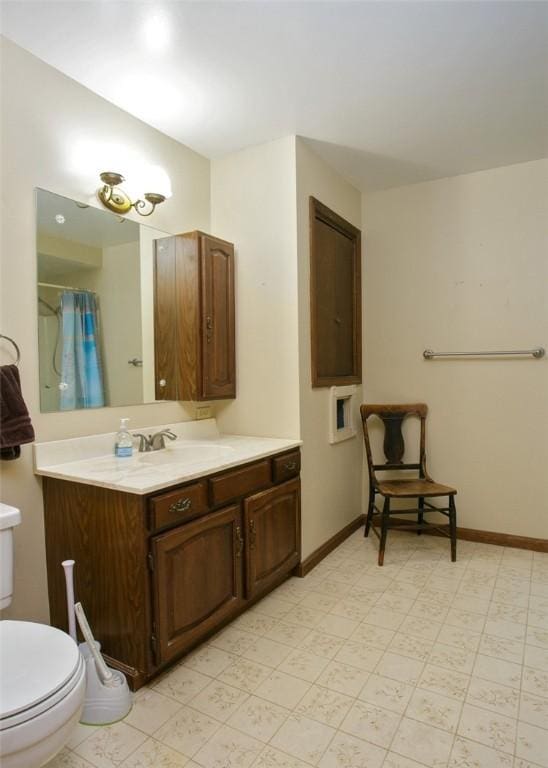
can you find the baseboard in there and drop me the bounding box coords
[373,518,548,553]
[296,514,365,577]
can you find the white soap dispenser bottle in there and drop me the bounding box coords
[115,418,133,458]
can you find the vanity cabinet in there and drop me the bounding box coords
[43,449,300,690]
[152,504,244,665]
[154,231,236,402]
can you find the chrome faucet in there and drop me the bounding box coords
[134,429,177,452]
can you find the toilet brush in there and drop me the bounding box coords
[74,601,132,725]
[61,559,77,643]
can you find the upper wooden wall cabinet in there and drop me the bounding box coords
[309,198,362,387]
[154,231,236,401]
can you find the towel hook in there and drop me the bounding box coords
[0,334,21,365]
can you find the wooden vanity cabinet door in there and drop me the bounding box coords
[151,504,244,665]
[153,237,178,400]
[200,235,235,400]
[244,478,301,600]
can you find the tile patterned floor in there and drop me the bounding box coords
[49,530,548,768]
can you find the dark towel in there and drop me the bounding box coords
[0,364,35,461]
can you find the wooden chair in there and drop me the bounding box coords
[360,403,457,566]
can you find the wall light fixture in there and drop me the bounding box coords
[97,171,169,217]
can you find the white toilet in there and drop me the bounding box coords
[0,503,86,768]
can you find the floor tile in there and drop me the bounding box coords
[457,703,516,754]
[351,622,395,649]
[388,632,433,662]
[125,689,182,735]
[524,645,548,671]
[120,738,189,767]
[188,679,249,722]
[254,670,311,709]
[428,642,476,674]
[278,648,330,682]
[448,735,513,768]
[296,684,354,727]
[315,660,370,697]
[315,613,360,639]
[383,753,427,768]
[340,699,401,748]
[153,707,220,758]
[243,636,294,668]
[466,677,520,718]
[391,717,454,767]
[209,626,257,655]
[227,695,289,742]
[375,652,424,686]
[406,688,462,732]
[270,713,336,765]
[473,654,523,689]
[283,604,326,629]
[522,667,548,699]
[192,724,263,768]
[317,731,386,768]
[358,673,413,714]
[519,691,548,728]
[183,646,236,677]
[516,721,548,767]
[218,657,272,693]
[479,635,524,665]
[334,640,384,673]
[74,722,148,768]
[252,745,311,768]
[46,749,97,768]
[300,630,345,659]
[253,595,295,619]
[265,621,313,648]
[418,663,470,700]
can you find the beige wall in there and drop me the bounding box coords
[296,139,364,559]
[0,38,210,621]
[362,159,548,540]
[211,136,301,440]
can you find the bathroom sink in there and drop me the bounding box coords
[138,443,235,466]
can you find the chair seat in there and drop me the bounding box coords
[376,478,456,498]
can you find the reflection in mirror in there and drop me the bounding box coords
[36,188,171,412]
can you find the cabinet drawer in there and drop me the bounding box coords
[272,451,300,484]
[149,481,208,531]
[209,460,271,507]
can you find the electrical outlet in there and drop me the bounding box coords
[195,405,212,420]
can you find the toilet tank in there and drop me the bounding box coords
[0,503,21,609]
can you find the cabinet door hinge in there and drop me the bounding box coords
[147,552,155,572]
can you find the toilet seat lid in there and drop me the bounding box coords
[0,620,81,719]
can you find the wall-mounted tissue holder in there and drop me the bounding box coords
[328,385,357,444]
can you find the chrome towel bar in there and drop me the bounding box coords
[423,347,545,359]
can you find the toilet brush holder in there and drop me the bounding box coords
[79,642,132,725]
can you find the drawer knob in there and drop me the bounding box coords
[159,379,167,388]
[169,497,192,515]
[283,460,297,471]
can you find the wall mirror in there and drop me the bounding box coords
[36,188,171,412]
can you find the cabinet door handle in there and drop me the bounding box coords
[283,460,297,471]
[235,525,244,557]
[249,519,256,549]
[169,497,192,515]
[206,316,213,343]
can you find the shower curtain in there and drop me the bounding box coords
[60,291,105,410]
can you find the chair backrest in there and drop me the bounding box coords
[360,403,428,486]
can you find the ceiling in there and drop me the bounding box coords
[2,1,547,192]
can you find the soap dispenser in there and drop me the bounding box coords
[115,418,133,458]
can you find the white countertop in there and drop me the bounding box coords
[34,419,301,495]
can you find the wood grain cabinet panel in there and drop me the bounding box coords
[244,478,301,599]
[151,505,243,665]
[209,459,272,507]
[43,451,301,690]
[153,231,236,402]
[149,481,208,532]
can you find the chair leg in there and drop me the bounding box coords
[364,487,375,537]
[449,495,457,562]
[417,496,424,535]
[378,497,390,567]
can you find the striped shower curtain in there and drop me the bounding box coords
[60,291,105,410]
